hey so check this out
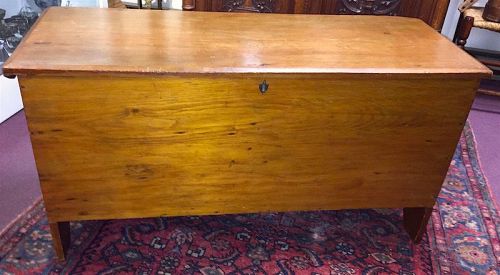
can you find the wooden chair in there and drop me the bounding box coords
[454,7,500,96]
[454,7,500,47]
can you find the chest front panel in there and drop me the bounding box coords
[20,75,477,222]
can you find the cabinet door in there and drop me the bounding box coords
[333,0,402,15]
[183,0,295,13]
[298,0,451,30]
[398,0,451,31]
[183,0,450,30]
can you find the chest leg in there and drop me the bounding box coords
[49,221,70,261]
[403,207,433,242]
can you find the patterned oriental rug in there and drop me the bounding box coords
[0,124,498,274]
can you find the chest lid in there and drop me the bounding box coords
[3,7,491,78]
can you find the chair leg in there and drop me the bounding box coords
[403,207,433,243]
[49,222,71,261]
[454,14,474,48]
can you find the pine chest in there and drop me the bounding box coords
[3,7,491,260]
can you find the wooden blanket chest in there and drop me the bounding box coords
[3,7,491,260]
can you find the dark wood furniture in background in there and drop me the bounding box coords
[107,0,127,8]
[484,0,500,22]
[182,0,451,30]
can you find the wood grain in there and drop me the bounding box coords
[20,75,478,223]
[8,8,488,260]
[3,7,490,78]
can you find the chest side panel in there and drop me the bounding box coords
[20,75,477,222]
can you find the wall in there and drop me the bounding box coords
[1,0,60,15]
[0,1,23,123]
[442,0,500,51]
[171,0,181,9]
[1,0,22,17]
[0,77,23,123]
[61,0,107,7]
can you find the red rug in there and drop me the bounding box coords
[0,124,498,274]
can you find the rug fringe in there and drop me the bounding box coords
[0,196,43,238]
[467,121,500,211]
